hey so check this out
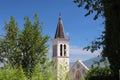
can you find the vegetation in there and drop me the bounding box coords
[57,64,69,80]
[0,14,51,79]
[0,14,70,80]
[84,59,112,80]
[74,0,120,79]
[0,63,55,80]
[0,65,26,80]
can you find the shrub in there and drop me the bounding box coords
[84,59,111,80]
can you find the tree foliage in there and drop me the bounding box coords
[0,16,19,65]
[83,31,105,53]
[74,0,104,20]
[74,0,120,79]
[0,14,49,77]
[0,62,55,80]
[18,14,49,76]
[84,59,112,80]
[0,65,26,80]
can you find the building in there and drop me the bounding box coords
[70,60,89,80]
[52,16,106,80]
[52,15,69,80]
[69,56,106,80]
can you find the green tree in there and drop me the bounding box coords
[0,62,55,80]
[18,14,49,76]
[74,0,120,79]
[0,14,49,77]
[0,16,19,66]
[31,61,55,80]
[84,60,111,80]
[0,65,26,80]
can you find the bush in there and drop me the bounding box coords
[84,59,111,80]
[0,65,26,80]
[0,62,55,80]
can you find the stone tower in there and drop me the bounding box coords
[52,16,69,80]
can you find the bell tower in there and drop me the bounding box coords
[52,15,69,80]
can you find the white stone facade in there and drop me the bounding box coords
[70,60,89,80]
[52,38,69,80]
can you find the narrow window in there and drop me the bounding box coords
[60,44,62,56]
[64,44,66,56]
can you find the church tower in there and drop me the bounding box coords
[52,16,69,80]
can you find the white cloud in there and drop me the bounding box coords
[70,45,101,55]
[69,45,102,62]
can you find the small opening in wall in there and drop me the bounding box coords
[60,44,62,56]
[64,44,66,56]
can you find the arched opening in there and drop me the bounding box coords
[64,44,66,56]
[60,44,62,56]
[76,70,81,80]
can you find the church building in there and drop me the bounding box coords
[52,16,69,80]
[52,15,98,80]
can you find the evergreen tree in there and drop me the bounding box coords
[74,0,120,79]
[18,14,49,76]
[0,14,49,77]
[0,16,19,66]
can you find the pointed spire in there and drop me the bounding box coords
[54,15,65,38]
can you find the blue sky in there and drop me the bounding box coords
[0,0,104,62]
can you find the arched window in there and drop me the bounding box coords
[60,44,62,56]
[64,44,66,56]
[76,70,81,80]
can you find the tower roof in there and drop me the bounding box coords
[54,16,65,38]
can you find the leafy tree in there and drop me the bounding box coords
[0,14,49,77]
[0,16,19,66]
[74,0,120,79]
[0,63,55,80]
[18,14,49,76]
[31,61,55,80]
[84,59,112,80]
[0,64,26,80]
